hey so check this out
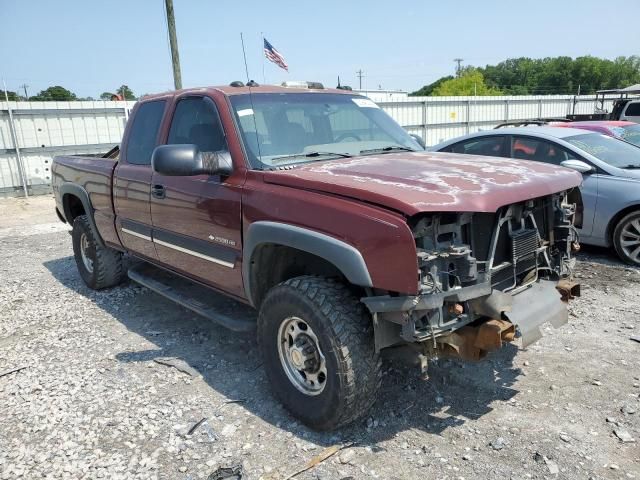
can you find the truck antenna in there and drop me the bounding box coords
[240,32,251,83]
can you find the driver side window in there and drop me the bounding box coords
[511,136,574,165]
[167,97,228,154]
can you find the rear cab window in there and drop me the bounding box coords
[125,100,167,165]
[623,102,640,118]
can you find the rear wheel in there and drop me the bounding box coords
[258,276,381,430]
[72,215,125,289]
[613,211,640,266]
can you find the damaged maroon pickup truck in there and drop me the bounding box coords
[52,82,582,430]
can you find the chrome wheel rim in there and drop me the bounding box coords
[277,316,327,396]
[620,218,640,263]
[80,233,94,273]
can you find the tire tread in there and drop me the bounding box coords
[259,275,381,429]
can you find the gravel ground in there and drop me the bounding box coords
[1,195,639,480]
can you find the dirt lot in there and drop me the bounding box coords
[1,195,638,480]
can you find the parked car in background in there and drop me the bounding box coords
[555,120,640,147]
[432,127,640,265]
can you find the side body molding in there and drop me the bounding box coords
[58,182,105,247]
[243,221,373,305]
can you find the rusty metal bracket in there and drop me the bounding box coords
[474,319,516,352]
[556,279,581,302]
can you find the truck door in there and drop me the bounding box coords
[150,95,244,297]
[114,99,167,260]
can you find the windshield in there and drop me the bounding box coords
[612,124,640,148]
[229,93,421,168]
[565,133,640,168]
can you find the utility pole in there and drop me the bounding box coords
[356,69,364,90]
[454,58,464,77]
[19,84,29,99]
[164,0,182,90]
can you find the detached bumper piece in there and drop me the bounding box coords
[502,280,572,347]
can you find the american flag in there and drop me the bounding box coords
[263,38,288,72]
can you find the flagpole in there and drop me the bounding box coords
[240,32,250,83]
[260,32,266,84]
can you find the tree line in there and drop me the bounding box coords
[411,55,640,96]
[5,56,640,100]
[2,85,137,101]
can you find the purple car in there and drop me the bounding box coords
[556,120,640,147]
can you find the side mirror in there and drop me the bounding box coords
[152,144,232,176]
[560,159,594,174]
[409,133,426,150]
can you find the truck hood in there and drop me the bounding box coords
[262,152,583,215]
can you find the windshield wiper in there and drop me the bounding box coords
[359,145,416,155]
[271,151,352,164]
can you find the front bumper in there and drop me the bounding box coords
[361,278,579,352]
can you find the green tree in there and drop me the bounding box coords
[2,90,21,101]
[431,69,502,96]
[410,76,454,96]
[99,92,113,100]
[482,57,538,94]
[481,55,640,95]
[117,85,136,100]
[29,86,77,101]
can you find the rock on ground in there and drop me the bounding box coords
[1,196,639,479]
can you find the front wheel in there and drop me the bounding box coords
[258,276,381,430]
[613,211,640,266]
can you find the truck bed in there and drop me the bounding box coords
[52,154,119,246]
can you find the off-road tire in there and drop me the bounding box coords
[613,211,640,266]
[258,276,381,430]
[72,215,125,289]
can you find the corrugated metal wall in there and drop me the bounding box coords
[0,101,135,195]
[0,95,613,196]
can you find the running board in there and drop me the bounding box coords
[128,263,257,332]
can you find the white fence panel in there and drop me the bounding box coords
[0,101,135,195]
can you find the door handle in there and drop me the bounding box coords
[151,184,166,199]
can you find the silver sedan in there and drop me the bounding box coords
[431,127,640,265]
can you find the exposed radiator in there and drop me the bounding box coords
[511,228,539,275]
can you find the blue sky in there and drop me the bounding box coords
[1,0,639,98]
